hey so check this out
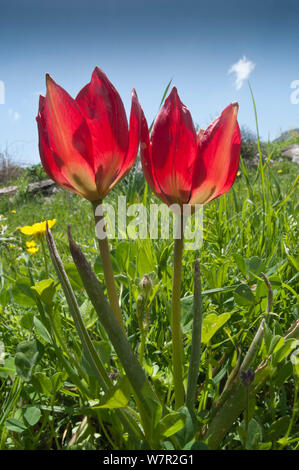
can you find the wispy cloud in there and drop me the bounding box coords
[8,108,21,121]
[228,56,255,90]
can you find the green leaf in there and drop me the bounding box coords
[31,279,56,305]
[201,313,231,345]
[5,418,27,433]
[291,348,299,379]
[80,299,98,329]
[81,340,111,375]
[32,372,53,396]
[246,256,264,280]
[51,372,65,394]
[14,353,32,381]
[11,278,36,307]
[64,263,84,290]
[23,406,41,426]
[33,317,52,344]
[174,407,197,448]
[93,376,131,409]
[265,416,289,442]
[157,411,186,438]
[233,253,247,278]
[184,440,209,450]
[14,340,44,381]
[20,312,34,330]
[234,284,255,306]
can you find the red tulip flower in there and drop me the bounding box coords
[140,87,241,206]
[37,67,141,201]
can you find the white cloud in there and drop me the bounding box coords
[228,56,255,90]
[8,108,21,121]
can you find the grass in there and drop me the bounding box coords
[0,146,298,450]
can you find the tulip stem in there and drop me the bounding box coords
[92,200,125,333]
[171,212,185,409]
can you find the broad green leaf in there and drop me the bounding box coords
[11,278,36,307]
[14,340,44,381]
[234,284,255,306]
[157,411,186,438]
[81,340,111,375]
[291,348,299,379]
[5,418,27,433]
[201,313,231,345]
[93,376,131,409]
[265,416,289,442]
[246,256,264,279]
[233,253,247,277]
[32,372,53,396]
[64,263,84,290]
[31,279,56,305]
[80,299,98,329]
[20,312,34,330]
[23,406,41,426]
[33,317,52,344]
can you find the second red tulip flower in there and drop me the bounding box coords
[140,87,241,207]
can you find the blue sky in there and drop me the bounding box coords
[0,0,299,165]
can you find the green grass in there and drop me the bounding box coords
[0,152,298,450]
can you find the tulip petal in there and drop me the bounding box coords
[45,74,99,201]
[109,89,141,190]
[209,121,241,201]
[37,95,79,194]
[150,87,197,205]
[190,102,240,205]
[76,67,129,198]
[140,106,170,205]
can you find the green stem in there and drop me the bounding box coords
[171,212,185,410]
[139,308,149,365]
[92,200,125,333]
[40,236,49,277]
[186,259,203,410]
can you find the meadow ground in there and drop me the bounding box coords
[0,150,298,450]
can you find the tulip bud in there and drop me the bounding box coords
[139,275,153,298]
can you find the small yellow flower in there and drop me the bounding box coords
[11,210,16,214]
[237,171,241,176]
[25,240,39,254]
[277,169,283,174]
[8,244,15,249]
[27,246,39,254]
[17,219,56,237]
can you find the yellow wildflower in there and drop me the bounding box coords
[27,246,39,254]
[8,244,15,249]
[277,169,283,174]
[25,240,39,254]
[11,210,16,214]
[17,219,56,238]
